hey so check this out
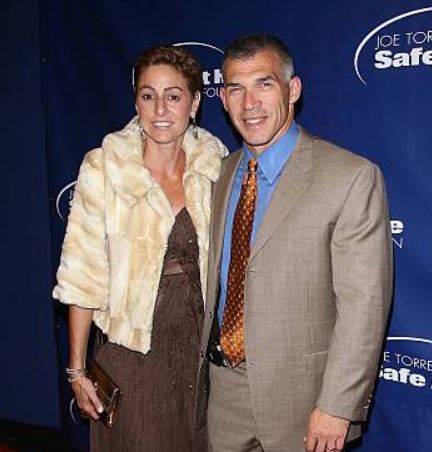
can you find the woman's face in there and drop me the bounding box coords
[135,64,200,147]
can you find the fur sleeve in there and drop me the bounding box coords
[53,149,109,310]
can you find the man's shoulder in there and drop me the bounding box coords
[224,148,243,161]
[219,148,243,173]
[299,127,378,173]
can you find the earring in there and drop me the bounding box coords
[192,116,198,139]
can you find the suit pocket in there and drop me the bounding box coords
[305,350,328,375]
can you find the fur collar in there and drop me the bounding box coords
[103,116,228,207]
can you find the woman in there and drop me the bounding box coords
[53,46,228,451]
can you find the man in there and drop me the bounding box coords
[195,35,393,452]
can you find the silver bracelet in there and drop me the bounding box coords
[66,367,87,383]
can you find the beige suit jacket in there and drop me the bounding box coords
[196,128,393,448]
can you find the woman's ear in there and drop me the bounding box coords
[191,91,201,116]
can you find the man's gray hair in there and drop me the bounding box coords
[223,34,294,81]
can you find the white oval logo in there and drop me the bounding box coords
[380,336,432,391]
[354,7,432,85]
[56,181,76,221]
[173,41,224,98]
[173,41,224,55]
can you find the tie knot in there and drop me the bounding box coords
[248,157,258,173]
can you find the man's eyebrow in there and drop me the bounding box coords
[225,75,276,88]
[224,82,242,88]
[257,75,276,83]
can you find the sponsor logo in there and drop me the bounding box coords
[354,7,432,85]
[173,41,224,98]
[391,219,404,250]
[379,337,432,391]
[56,181,76,221]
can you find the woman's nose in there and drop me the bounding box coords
[155,96,166,116]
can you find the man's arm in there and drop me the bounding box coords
[305,162,393,451]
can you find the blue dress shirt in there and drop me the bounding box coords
[218,123,300,325]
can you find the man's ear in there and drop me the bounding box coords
[288,76,302,104]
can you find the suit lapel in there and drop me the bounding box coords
[250,129,315,261]
[212,151,243,270]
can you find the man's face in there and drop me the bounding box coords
[221,50,301,155]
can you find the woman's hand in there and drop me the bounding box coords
[71,375,104,420]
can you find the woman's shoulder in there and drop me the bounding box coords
[183,126,229,182]
[81,147,104,168]
[192,127,229,158]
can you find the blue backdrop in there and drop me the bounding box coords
[3,0,431,450]
[0,0,59,429]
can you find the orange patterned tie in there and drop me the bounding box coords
[220,157,258,367]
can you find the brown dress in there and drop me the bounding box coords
[91,208,207,452]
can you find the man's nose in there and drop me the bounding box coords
[242,90,260,111]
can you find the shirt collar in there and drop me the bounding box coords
[242,122,299,185]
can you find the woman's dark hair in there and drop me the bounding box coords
[133,45,203,96]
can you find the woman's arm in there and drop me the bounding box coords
[68,305,103,420]
[69,305,93,368]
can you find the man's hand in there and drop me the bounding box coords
[304,407,350,452]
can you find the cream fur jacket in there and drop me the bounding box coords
[53,117,228,354]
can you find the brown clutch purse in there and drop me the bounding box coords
[87,357,122,428]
